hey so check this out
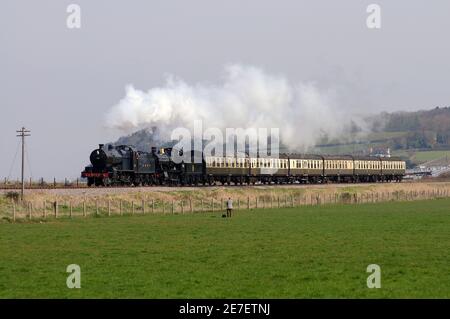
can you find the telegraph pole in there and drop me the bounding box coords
[16,127,31,201]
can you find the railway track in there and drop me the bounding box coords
[0,180,407,191]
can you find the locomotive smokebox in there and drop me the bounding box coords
[151,146,157,154]
[90,148,107,168]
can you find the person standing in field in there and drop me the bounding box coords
[226,197,233,217]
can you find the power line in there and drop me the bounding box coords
[7,139,21,182]
[16,127,31,200]
[25,143,33,180]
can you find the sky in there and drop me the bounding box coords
[1,0,449,180]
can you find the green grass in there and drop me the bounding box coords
[412,150,450,163]
[1,199,449,298]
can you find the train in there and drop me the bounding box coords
[81,144,406,186]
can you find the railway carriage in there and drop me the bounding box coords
[251,154,290,184]
[204,155,249,185]
[353,156,382,182]
[288,154,323,183]
[323,155,354,182]
[381,157,405,182]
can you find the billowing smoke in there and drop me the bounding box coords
[105,64,368,151]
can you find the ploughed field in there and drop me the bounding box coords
[0,199,449,298]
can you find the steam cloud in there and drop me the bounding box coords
[105,64,368,151]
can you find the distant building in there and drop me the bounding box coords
[369,147,391,158]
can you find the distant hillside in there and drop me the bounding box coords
[315,106,450,166]
[369,106,450,148]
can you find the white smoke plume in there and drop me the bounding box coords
[105,64,368,151]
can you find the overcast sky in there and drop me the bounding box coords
[1,0,449,180]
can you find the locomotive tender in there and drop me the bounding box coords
[82,144,405,186]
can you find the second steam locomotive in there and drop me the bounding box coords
[81,144,406,186]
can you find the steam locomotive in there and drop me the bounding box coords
[81,144,406,186]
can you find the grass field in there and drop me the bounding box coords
[0,199,449,298]
[412,150,450,163]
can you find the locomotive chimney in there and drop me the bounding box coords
[99,144,104,149]
[151,146,157,154]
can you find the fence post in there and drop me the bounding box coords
[291,196,294,207]
[256,197,258,209]
[201,199,204,212]
[212,199,215,212]
[70,202,73,218]
[247,196,250,210]
[96,201,99,216]
[54,201,58,218]
[277,196,280,208]
[171,200,174,214]
[83,201,86,217]
[108,200,111,216]
[238,198,240,210]
[28,202,32,220]
[221,198,223,210]
[119,201,122,216]
[132,201,135,215]
[271,196,273,208]
[13,201,16,222]
[43,201,46,218]
[190,198,193,213]
[142,200,145,214]
[181,201,184,214]
[152,199,155,214]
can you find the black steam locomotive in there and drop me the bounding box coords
[81,143,405,186]
[82,144,176,186]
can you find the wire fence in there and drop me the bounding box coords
[4,187,450,222]
[1,178,87,189]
